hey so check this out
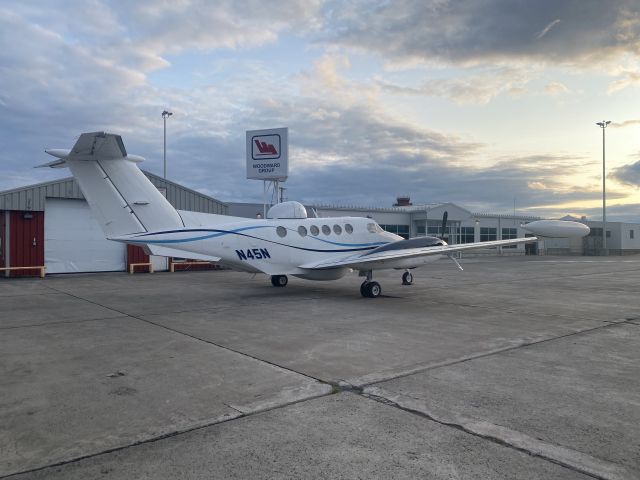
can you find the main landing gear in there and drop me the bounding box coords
[360,271,382,298]
[271,275,288,287]
[360,270,416,298]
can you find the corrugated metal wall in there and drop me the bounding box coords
[0,172,227,215]
[0,179,83,211]
[9,211,44,276]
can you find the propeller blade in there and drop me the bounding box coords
[440,211,448,239]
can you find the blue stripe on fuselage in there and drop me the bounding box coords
[129,226,388,253]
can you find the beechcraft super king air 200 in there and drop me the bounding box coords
[40,132,590,298]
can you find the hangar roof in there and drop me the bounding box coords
[0,171,227,215]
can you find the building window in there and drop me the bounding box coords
[606,230,611,238]
[631,230,635,239]
[502,227,518,248]
[460,226,475,244]
[380,224,409,239]
[480,227,497,242]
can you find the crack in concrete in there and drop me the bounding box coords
[347,318,637,388]
[359,387,638,480]
[0,315,126,330]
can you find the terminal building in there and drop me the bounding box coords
[228,196,640,257]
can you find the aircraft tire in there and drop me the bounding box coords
[360,281,369,297]
[365,281,381,298]
[271,275,288,287]
[402,271,413,285]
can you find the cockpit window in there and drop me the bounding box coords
[367,223,377,233]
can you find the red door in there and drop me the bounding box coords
[0,211,5,269]
[9,211,45,277]
[127,244,150,272]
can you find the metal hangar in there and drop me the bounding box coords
[0,171,227,276]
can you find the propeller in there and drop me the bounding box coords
[440,211,448,240]
[438,210,462,270]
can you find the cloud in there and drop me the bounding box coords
[611,160,640,188]
[611,119,640,128]
[375,67,532,104]
[321,0,640,68]
[608,71,640,93]
[543,81,570,96]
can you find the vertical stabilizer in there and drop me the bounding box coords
[44,132,183,237]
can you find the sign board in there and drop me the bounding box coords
[246,127,288,181]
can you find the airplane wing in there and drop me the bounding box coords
[299,237,537,270]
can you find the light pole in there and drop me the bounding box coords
[162,110,173,179]
[596,120,610,254]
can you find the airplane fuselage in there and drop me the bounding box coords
[118,216,441,279]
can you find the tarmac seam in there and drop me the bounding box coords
[359,388,637,480]
[41,284,327,385]
[350,318,635,387]
[0,315,126,330]
[0,384,335,479]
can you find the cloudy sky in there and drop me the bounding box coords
[1,0,640,220]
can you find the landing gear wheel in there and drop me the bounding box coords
[271,275,288,287]
[361,281,381,298]
[402,271,413,285]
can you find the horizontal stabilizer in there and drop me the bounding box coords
[144,244,221,262]
[35,158,67,168]
[45,148,71,159]
[43,133,145,166]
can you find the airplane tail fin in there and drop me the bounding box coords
[41,132,183,238]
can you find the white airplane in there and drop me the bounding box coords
[41,132,590,298]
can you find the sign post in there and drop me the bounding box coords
[246,128,288,217]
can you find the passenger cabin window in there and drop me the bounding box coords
[276,226,287,237]
[345,224,353,234]
[322,225,331,235]
[333,224,342,235]
[298,226,308,237]
[310,225,319,236]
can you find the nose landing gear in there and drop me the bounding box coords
[402,270,413,285]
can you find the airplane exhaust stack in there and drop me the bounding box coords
[523,220,590,238]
